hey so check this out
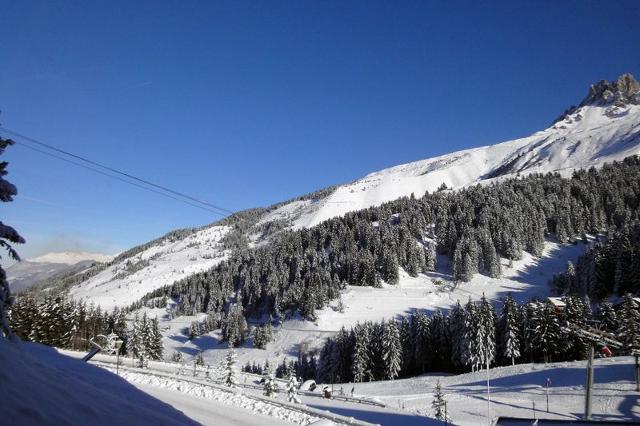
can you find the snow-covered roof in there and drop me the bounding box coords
[547,297,566,308]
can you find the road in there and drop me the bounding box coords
[132,382,290,426]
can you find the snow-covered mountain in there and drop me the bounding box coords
[30,251,113,265]
[268,73,640,229]
[7,251,113,293]
[68,225,231,310]
[69,73,640,310]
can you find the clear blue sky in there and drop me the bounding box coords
[1,0,639,260]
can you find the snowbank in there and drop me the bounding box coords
[0,338,197,425]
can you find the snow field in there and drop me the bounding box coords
[346,356,640,425]
[69,225,231,310]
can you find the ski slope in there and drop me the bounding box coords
[69,225,231,310]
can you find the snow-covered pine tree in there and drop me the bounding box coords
[617,294,640,355]
[147,316,164,360]
[563,294,588,359]
[476,294,496,369]
[381,320,402,380]
[188,321,200,340]
[0,137,24,340]
[499,295,521,365]
[263,363,278,397]
[224,347,237,387]
[127,313,141,357]
[529,301,563,363]
[432,380,448,421]
[195,351,205,366]
[286,373,301,403]
[399,316,414,376]
[223,303,247,347]
[460,299,477,371]
[413,311,431,373]
[449,301,465,368]
[351,322,371,382]
[599,302,618,333]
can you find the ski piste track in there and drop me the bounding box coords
[63,350,382,425]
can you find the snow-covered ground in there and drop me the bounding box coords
[67,350,430,425]
[63,348,639,425]
[0,338,196,425]
[349,356,640,425]
[109,368,320,425]
[69,225,231,310]
[131,383,291,426]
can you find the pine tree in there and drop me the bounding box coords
[432,380,448,421]
[617,294,640,355]
[449,301,465,368]
[263,364,278,397]
[529,301,563,363]
[223,303,247,346]
[499,295,521,365]
[0,137,24,340]
[352,323,371,382]
[147,316,164,360]
[381,320,402,380]
[476,295,496,368]
[599,302,618,333]
[224,348,237,387]
[286,373,301,403]
[460,299,477,370]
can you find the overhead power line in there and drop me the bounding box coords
[0,126,234,217]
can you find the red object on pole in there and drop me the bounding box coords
[601,346,612,357]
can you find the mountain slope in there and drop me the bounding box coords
[273,73,640,229]
[7,251,113,293]
[68,73,640,310]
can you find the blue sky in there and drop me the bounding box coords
[1,0,639,260]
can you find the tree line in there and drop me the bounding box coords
[8,296,163,360]
[314,294,640,383]
[551,222,640,298]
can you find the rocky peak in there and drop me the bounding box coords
[581,73,640,107]
[553,73,640,124]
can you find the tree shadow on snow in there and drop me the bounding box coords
[306,403,438,425]
[451,364,630,390]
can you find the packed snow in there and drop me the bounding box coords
[69,225,231,310]
[105,367,321,425]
